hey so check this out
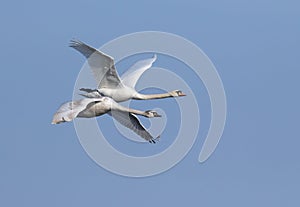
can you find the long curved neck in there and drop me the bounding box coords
[112,102,147,117]
[133,92,172,100]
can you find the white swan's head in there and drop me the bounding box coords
[145,110,162,118]
[170,90,186,97]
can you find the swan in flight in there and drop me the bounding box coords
[52,95,161,143]
[70,40,186,102]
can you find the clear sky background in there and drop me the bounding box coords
[1,0,299,206]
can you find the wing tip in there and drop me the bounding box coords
[149,135,161,144]
[152,54,157,62]
[69,38,83,48]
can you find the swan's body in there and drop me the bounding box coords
[52,96,161,143]
[70,40,186,102]
[98,86,137,102]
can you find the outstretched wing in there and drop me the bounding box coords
[69,40,123,88]
[121,54,157,89]
[52,98,101,124]
[108,110,157,143]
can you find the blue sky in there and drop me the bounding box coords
[1,0,299,206]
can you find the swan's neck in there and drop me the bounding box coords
[133,92,172,100]
[112,102,147,117]
[127,108,148,117]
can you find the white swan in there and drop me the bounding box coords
[70,40,186,102]
[52,96,161,143]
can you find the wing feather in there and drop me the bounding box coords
[70,40,123,88]
[52,98,102,124]
[108,110,156,143]
[121,54,157,89]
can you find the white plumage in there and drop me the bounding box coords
[70,40,186,102]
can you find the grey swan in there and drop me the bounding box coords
[52,96,161,143]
